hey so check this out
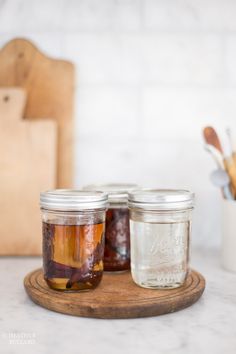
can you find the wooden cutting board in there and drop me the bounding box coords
[24,269,205,319]
[0,38,75,188]
[0,88,57,255]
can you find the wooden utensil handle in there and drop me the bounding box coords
[224,157,236,198]
[233,152,236,168]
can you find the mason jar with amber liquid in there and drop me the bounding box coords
[84,184,138,272]
[40,190,108,291]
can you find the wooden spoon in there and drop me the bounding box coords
[203,126,224,154]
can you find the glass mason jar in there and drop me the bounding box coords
[40,190,108,291]
[84,184,138,272]
[128,189,194,289]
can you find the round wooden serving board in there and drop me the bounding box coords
[24,269,205,319]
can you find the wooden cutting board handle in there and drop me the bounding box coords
[0,38,75,188]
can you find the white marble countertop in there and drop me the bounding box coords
[1,248,236,354]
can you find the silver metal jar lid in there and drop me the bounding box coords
[84,183,139,204]
[128,189,194,211]
[40,189,108,211]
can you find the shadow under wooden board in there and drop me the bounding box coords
[24,269,205,319]
[0,88,57,255]
[0,38,75,188]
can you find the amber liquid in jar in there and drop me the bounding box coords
[104,208,130,271]
[43,221,105,291]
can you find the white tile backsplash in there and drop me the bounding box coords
[144,0,236,31]
[0,0,64,32]
[76,86,140,137]
[142,88,236,139]
[0,0,235,248]
[141,34,222,85]
[0,0,140,32]
[62,0,141,31]
[224,35,236,85]
[64,34,142,84]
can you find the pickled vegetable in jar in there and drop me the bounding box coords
[40,190,108,291]
[84,184,138,272]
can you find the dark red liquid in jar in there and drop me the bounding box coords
[43,221,105,291]
[104,208,130,271]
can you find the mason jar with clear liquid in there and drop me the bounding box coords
[128,189,194,289]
